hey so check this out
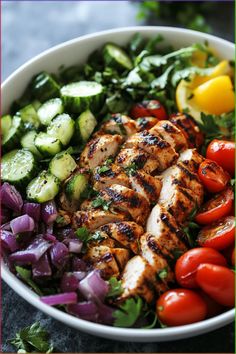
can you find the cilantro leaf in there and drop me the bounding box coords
[9,322,53,353]
[91,196,112,211]
[113,297,143,327]
[15,266,43,296]
[107,277,123,298]
[76,227,105,246]
[157,267,169,280]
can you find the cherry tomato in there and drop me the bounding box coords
[195,188,234,225]
[156,289,207,326]
[175,247,227,288]
[198,290,224,318]
[130,100,167,120]
[206,139,235,176]
[196,263,235,307]
[197,216,235,250]
[231,248,235,267]
[198,159,231,193]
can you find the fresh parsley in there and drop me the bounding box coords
[15,266,43,296]
[9,322,54,353]
[157,267,169,280]
[113,297,143,327]
[91,196,112,211]
[76,227,105,245]
[106,277,123,298]
[124,163,138,176]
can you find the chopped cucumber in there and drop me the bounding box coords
[32,100,42,111]
[20,130,42,158]
[75,110,97,143]
[2,116,25,151]
[18,104,41,129]
[49,151,77,181]
[31,72,60,102]
[37,98,64,125]
[35,132,62,156]
[60,81,104,113]
[103,43,133,70]
[47,113,75,146]
[1,149,37,186]
[26,170,60,203]
[65,173,89,202]
[1,115,12,136]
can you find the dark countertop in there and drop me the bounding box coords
[2,1,234,352]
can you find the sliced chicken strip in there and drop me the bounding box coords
[146,204,188,262]
[112,248,130,270]
[72,209,128,232]
[129,170,162,204]
[120,255,158,303]
[100,221,143,254]
[178,148,204,172]
[136,117,159,131]
[116,147,160,174]
[170,113,204,149]
[80,134,123,169]
[99,114,138,137]
[150,120,188,152]
[140,233,175,284]
[93,163,130,190]
[124,130,178,171]
[99,184,150,225]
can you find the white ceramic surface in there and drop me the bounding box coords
[2,26,235,342]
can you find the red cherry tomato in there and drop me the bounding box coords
[130,100,167,120]
[196,263,235,307]
[197,216,235,250]
[231,248,235,267]
[198,290,224,318]
[206,139,235,176]
[175,247,227,288]
[156,289,207,326]
[198,159,231,193]
[195,188,234,225]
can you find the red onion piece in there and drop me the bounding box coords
[10,215,35,234]
[72,258,87,271]
[41,292,77,306]
[32,253,52,278]
[78,270,109,302]
[97,302,115,325]
[1,230,19,252]
[50,242,69,269]
[41,200,58,225]
[68,239,83,254]
[9,236,51,264]
[22,203,41,222]
[60,271,87,292]
[1,222,11,231]
[1,207,11,224]
[46,223,54,235]
[43,233,56,242]
[67,301,99,322]
[0,183,23,212]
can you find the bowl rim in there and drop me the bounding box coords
[1,26,235,341]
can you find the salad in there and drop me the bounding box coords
[1,34,235,328]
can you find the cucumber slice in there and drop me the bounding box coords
[2,116,25,151]
[1,149,37,186]
[49,151,77,181]
[20,130,42,158]
[35,132,62,156]
[47,113,75,146]
[75,110,97,143]
[103,43,133,70]
[26,170,60,203]
[37,98,64,125]
[65,173,89,202]
[18,104,41,129]
[32,100,42,111]
[61,81,104,113]
[31,72,60,102]
[1,115,12,136]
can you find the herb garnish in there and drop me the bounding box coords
[106,277,123,298]
[15,266,43,296]
[76,227,105,246]
[113,297,143,327]
[91,196,112,211]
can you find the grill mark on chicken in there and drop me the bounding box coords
[88,138,99,158]
[140,130,169,149]
[179,186,195,203]
[177,163,199,181]
[103,187,141,208]
[162,122,176,133]
[100,252,113,262]
[147,237,163,256]
[94,168,115,179]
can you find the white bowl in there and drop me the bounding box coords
[2,26,235,342]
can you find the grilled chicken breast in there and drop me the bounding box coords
[178,148,204,172]
[124,131,178,171]
[93,163,130,190]
[100,221,143,254]
[100,114,138,137]
[80,134,123,169]
[136,117,159,131]
[129,170,162,204]
[99,184,150,225]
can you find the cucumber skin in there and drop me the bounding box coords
[75,110,97,143]
[20,130,43,159]
[35,132,62,157]
[26,171,60,203]
[1,115,12,137]
[1,149,38,187]
[49,151,77,181]
[47,114,75,146]
[2,116,25,152]
[103,43,133,71]
[19,104,41,130]
[65,173,89,202]
[37,98,64,126]
[60,82,105,114]
[32,72,60,102]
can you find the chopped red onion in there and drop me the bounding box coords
[0,183,23,212]
[10,215,35,234]
[22,203,41,222]
[1,230,19,252]
[97,302,115,325]
[68,239,83,254]
[60,271,87,292]
[72,258,87,271]
[41,200,58,225]
[32,253,52,278]
[1,222,11,231]
[1,207,11,224]
[46,223,54,235]
[57,227,76,242]
[78,270,109,302]
[41,292,77,306]
[43,233,57,242]
[9,236,51,264]
[67,301,99,322]
[50,242,69,269]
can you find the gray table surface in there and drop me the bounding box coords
[2,1,234,353]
